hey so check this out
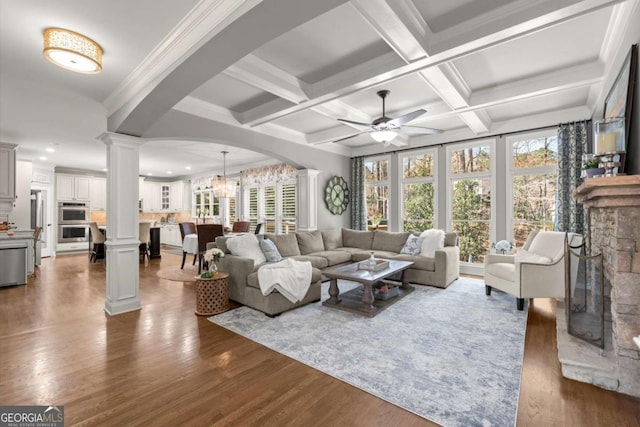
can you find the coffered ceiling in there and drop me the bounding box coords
[1,0,638,177]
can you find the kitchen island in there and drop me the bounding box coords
[0,230,35,286]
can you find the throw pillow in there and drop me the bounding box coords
[419,229,445,258]
[226,233,267,267]
[259,238,282,262]
[400,234,423,255]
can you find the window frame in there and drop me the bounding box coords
[365,154,392,228]
[445,138,496,272]
[505,130,558,245]
[398,147,438,231]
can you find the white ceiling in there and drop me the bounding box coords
[1,0,638,177]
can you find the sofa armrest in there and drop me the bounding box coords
[218,254,254,300]
[516,256,565,299]
[434,246,460,287]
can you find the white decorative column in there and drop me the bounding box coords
[296,169,319,231]
[99,132,145,315]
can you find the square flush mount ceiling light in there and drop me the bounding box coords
[43,28,102,74]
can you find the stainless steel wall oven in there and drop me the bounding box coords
[58,201,89,224]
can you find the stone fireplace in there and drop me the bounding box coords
[558,175,640,397]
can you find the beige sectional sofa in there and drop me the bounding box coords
[214,228,459,316]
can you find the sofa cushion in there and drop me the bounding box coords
[420,229,445,257]
[373,230,411,252]
[246,267,323,290]
[296,230,325,255]
[351,250,398,262]
[335,247,367,255]
[400,234,423,255]
[264,233,301,257]
[308,250,352,266]
[321,229,343,250]
[342,228,374,249]
[291,255,329,269]
[259,238,282,262]
[215,236,231,253]
[391,254,436,271]
[226,234,267,267]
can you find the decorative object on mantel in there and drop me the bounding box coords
[581,154,605,178]
[324,176,349,215]
[592,117,626,176]
[43,28,102,74]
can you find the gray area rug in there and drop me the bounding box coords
[209,277,528,426]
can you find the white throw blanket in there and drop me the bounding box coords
[257,258,312,303]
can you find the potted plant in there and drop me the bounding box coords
[582,157,605,178]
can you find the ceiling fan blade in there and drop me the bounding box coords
[337,118,374,128]
[333,131,368,143]
[387,109,426,127]
[402,125,443,135]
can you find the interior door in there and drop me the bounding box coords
[40,189,51,257]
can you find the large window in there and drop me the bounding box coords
[192,189,235,227]
[400,149,436,232]
[365,156,390,229]
[508,132,558,247]
[448,142,493,265]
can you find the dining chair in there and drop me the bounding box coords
[89,222,106,263]
[232,221,251,233]
[196,224,224,273]
[254,223,263,234]
[179,222,198,269]
[139,222,151,263]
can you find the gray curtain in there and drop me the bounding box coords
[555,121,589,234]
[350,157,366,230]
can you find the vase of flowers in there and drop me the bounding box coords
[492,240,514,255]
[200,247,224,278]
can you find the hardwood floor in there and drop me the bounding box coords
[1,251,638,426]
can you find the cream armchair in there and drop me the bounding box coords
[484,231,583,310]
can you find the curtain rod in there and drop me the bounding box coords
[351,122,585,158]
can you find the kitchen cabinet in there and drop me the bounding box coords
[161,184,170,210]
[159,224,182,246]
[143,181,161,212]
[0,143,17,211]
[170,181,190,212]
[57,174,91,202]
[91,177,106,211]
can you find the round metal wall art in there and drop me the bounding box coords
[325,176,349,215]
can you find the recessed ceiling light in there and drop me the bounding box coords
[45,147,55,153]
[167,171,173,174]
[147,172,152,176]
[39,156,47,160]
[185,166,191,170]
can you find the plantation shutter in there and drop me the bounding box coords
[264,185,276,233]
[280,183,296,234]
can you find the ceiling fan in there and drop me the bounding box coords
[335,90,442,144]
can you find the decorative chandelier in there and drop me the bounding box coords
[211,151,236,198]
[43,28,103,74]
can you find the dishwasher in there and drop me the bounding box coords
[0,246,27,287]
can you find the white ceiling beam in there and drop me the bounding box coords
[223,54,311,103]
[429,0,625,55]
[470,61,604,109]
[350,0,428,61]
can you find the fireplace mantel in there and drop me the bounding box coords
[563,174,640,398]
[574,175,640,208]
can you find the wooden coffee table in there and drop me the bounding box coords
[322,259,414,317]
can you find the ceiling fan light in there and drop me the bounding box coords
[371,130,398,143]
[43,28,102,74]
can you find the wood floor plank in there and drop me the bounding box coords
[0,250,638,426]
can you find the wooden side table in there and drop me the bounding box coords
[195,272,230,316]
